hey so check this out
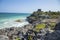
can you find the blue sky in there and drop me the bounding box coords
[0,0,60,13]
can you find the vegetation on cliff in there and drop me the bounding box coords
[0,9,60,40]
[27,9,59,30]
[27,9,60,23]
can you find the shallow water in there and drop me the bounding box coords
[0,13,30,29]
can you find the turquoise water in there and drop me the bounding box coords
[0,13,31,28]
[0,13,31,22]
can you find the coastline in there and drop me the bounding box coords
[0,19,29,29]
[0,9,60,40]
[0,13,30,29]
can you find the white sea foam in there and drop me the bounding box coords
[0,13,30,29]
[0,20,29,29]
[0,18,29,29]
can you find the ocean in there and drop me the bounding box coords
[0,13,31,29]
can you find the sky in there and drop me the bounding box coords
[0,0,60,13]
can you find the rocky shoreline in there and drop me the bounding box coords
[0,23,60,40]
[0,9,60,40]
[0,23,53,40]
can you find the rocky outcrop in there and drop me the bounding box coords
[54,22,60,30]
[0,9,60,40]
[44,30,60,40]
[43,22,60,40]
[26,9,50,24]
